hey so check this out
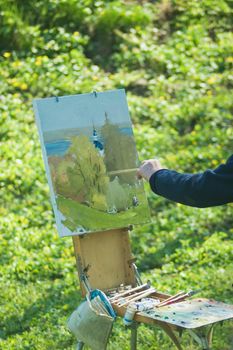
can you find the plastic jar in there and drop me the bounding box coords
[123,303,137,326]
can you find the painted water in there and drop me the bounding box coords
[45,127,133,156]
[45,140,71,156]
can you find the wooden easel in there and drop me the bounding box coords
[72,228,136,295]
[33,91,233,349]
[71,227,233,350]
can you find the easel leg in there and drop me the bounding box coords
[130,322,138,350]
[76,341,84,350]
[207,324,215,347]
[159,323,183,350]
[187,326,215,350]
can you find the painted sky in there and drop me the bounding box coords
[35,89,131,132]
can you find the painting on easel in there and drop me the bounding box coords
[33,89,150,236]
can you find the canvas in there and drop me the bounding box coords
[33,89,150,237]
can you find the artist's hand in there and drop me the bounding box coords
[137,159,164,181]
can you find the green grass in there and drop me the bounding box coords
[0,0,233,349]
[57,195,151,232]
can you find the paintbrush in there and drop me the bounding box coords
[118,287,156,307]
[155,291,185,307]
[116,287,155,305]
[156,290,201,308]
[109,283,150,302]
[108,168,138,176]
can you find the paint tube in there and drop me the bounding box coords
[123,298,160,326]
[135,298,160,312]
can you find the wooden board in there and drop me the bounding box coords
[73,228,136,295]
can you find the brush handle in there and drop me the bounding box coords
[119,288,156,307]
[108,168,138,175]
[119,288,154,303]
[156,291,185,307]
[109,283,149,302]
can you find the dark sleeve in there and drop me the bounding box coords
[149,155,233,208]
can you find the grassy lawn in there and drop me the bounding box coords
[57,195,151,232]
[1,0,233,349]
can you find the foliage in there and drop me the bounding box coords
[102,116,138,184]
[92,193,107,211]
[67,135,109,203]
[107,177,129,211]
[49,135,109,208]
[0,0,233,349]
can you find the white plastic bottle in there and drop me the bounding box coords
[123,303,137,326]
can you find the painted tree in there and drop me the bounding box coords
[48,155,81,200]
[106,176,129,212]
[101,113,137,184]
[67,135,109,207]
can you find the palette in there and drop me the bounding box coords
[139,298,233,328]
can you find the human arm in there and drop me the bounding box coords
[138,156,233,208]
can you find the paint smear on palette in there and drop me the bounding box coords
[139,298,233,328]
